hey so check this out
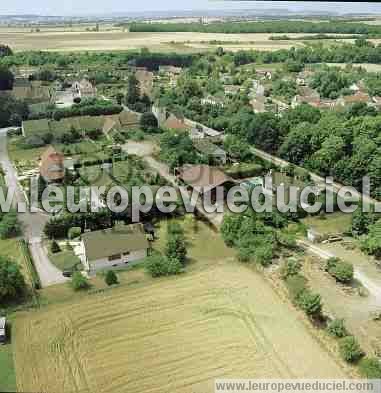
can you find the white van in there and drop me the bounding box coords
[0,317,6,344]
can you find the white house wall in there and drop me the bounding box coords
[88,249,147,274]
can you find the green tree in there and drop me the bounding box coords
[0,66,14,90]
[125,74,141,107]
[146,254,183,277]
[296,289,322,317]
[140,112,158,132]
[0,256,26,302]
[105,270,119,286]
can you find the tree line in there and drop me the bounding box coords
[128,20,381,35]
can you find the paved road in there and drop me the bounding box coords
[251,147,379,206]
[0,128,67,287]
[298,239,381,305]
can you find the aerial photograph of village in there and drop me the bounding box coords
[0,0,381,392]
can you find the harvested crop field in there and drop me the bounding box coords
[0,30,316,52]
[13,260,347,393]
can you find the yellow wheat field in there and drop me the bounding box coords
[13,261,348,393]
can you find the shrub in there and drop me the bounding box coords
[296,289,323,317]
[105,270,119,286]
[146,254,183,277]
[327,319,348,338]
[339,336,364,363]
[50,240,61,254]
[71,272,90,291]
[359,358,381,379]
[326,257,354,283]
[281,258,302,280]
[68,227,82,240]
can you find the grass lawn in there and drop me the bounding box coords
[0,344,16,392]
[302,212,352,235]
[48,248,81,272]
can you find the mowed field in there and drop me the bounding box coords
[0,29,315,52]
[13,259,348,393]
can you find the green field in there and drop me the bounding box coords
[0,344,16,392]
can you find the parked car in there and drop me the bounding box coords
[0,317,6,344]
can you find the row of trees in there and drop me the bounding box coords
[128,21,381,35]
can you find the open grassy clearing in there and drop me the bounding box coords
[12,217,349,393]
[0,30,333,52]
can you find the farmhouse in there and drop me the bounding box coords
[81,224,150,273]
[39,146,65,183]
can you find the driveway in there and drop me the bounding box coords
[0,128,67,287]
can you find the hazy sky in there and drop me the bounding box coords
[2,1,381,17]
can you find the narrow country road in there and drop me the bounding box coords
[251,146,379,206]
[298,239,381,305]
[0,128,67,287]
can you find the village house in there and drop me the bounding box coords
[72,78,97,99]
[184,119,223,142]
[193,139,227,165]
[39,146,65,183]
[292,87,321,108]
[176,164,235,202]
[80,223,150,274]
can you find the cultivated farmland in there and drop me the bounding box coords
[13,259,348,393]
[0,29,321,52]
